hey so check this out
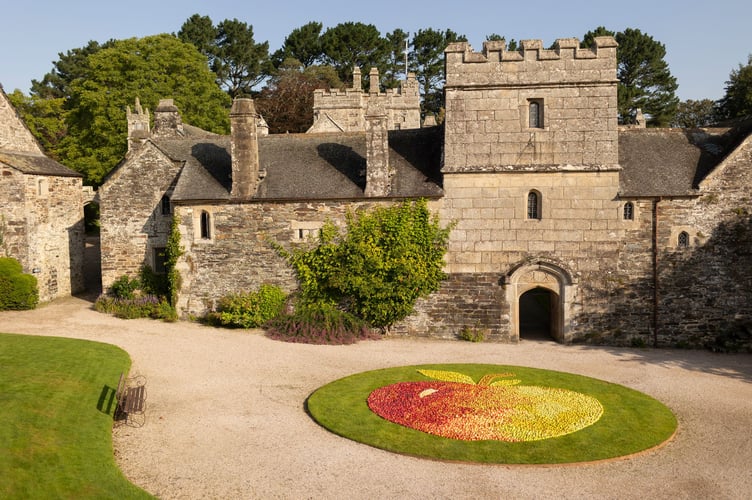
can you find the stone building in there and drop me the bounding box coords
[99,36,752,348]
[307,67,421,133]
[0,86,86,302]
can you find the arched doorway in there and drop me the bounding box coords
[505,260,577,343]
[519,287,557,340]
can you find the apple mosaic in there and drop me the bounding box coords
[367,369,603,441]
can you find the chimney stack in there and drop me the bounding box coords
[126,97,150,151]
[364,101,392,197]
[230,98,260,198]
[152,99,183,137]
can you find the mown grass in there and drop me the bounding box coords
[307,363,677,464]
[0,333,152,499]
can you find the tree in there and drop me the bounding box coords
[383,28,410,89]
[30,40,115,99]
[320,22,389,87]
[59,34,230,185]
[582,27,678,126]
[6,91,67,156]
[255,58,342,133]
[672,99,718,128]
[178,15,271,97]
[716,54,752,120]
[271,21,324,68]
[411,28,467,116]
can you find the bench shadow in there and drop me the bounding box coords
[97,384,117,416]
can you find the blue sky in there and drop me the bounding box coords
[1,0,750,101]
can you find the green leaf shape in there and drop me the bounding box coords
[417,369,475,385]
[478,373,521,386]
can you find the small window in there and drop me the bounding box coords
[153,247,167,274]
[623,202,634,220]
[200,211,211,240]
[678,231,689,248]
[529,99,543,129]
[161,194,172,215]
[37,178,48,197]
[527,191,541,220]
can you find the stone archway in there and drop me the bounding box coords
[505,261,576,343]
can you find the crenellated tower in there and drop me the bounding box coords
[442,36,619,172]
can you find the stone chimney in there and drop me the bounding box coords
[230,98,260,198]
[369,67,380,94]
[152,99,184,138]
[364,101,392,197]
[352,67,361,90]
[126,98,150,151]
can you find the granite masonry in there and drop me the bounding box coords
[99,36,752,348]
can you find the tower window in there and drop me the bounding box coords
[200,211,211,240]
[623,202,634,220]
[529,99,544,129]
[527,191,541,220]
[678,231,689,248]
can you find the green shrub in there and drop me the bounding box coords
[139,265,168,297]
[265,301,379,345]
[0,257,39,310]
[94,294,176,321]
[207,284,287,328]
[274,199,452,331]
[109,275,140,300]
[459,323,488,342]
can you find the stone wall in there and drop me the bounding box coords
[99,144,179,291]
[443,37,619,170]
[175,199,411,316]
[0,90,42,154]
[308,69,421,133]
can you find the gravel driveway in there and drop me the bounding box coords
[2,295,750,499]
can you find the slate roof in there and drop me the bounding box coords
[618,127,733,197]
[166,127,443,202]
[0,151,82,177]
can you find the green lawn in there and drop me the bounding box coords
[0,333,152,499]
[307,363,678,464]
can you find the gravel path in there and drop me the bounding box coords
[2,295,751,499]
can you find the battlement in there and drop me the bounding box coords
[445,36,618,88]
[308,67,421,133]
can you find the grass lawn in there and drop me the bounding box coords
[307,363,677,464]
[0,332,152,499]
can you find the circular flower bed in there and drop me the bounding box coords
[307,364,677,464]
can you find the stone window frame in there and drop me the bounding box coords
[527,190,542,220]
[160,194,172,216]
[623,201,635,221]
[37,177,49,198]
[291,220,323,242]
[668,226,700,250]
[527,99,545,129]
[677,231,689,249]
[193,207,215,243]
[153,247,167,274]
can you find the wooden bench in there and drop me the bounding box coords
[115,372,147,425]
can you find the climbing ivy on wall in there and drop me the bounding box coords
[165,214,184,307]
[275,199,453,331]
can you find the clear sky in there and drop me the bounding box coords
[1,0,750,101]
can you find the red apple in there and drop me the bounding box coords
[367,370,603,442]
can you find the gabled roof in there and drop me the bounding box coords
[0,151,82,178]
[618,127,732,197]
[164,127,443,203]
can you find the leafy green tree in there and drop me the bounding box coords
[276,199,452,331]
[6,91,67,156]
[671,99,719,127]
[59,34,230,185]
[271,21,324,68]
[383,28,410,89]
[255,58,342,133]
[178,15,271,97]
[30,40,114,99]
[320,22,389,87]
[716,54,752,120]
[583,27,679,126]
[411,28,467,116]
